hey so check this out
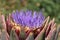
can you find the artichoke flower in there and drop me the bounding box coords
[11,10,45,28]
[0,10,60,40]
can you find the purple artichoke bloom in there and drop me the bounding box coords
[11,10,45,28]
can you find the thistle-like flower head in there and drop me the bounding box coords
[0,10,58,40]
[11,10,45,28]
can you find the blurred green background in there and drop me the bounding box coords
[0,0,60,23]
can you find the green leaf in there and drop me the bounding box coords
[26,32,34,40]
[9,30,19,40]
[19,30,26,40]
